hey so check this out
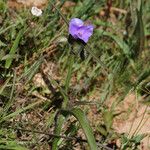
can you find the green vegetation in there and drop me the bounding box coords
[0,0,149,149]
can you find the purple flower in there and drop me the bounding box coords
[69,18,94,43]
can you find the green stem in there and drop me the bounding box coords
[63,54,74,108]
[65,55,74,93]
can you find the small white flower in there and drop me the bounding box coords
[31,6,42,17]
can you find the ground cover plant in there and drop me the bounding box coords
[0,0,150,149]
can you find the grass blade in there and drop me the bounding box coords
[0,99,44,123]
[18,56,44,84]
[131,1,145,59]
[52,115,65,150]
[5,29,23,69]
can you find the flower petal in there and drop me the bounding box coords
[77,25,94,43]
[69,18,84,27]
[69,18,84,39]
[31,6,42,17]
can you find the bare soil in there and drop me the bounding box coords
[8,0,48,8]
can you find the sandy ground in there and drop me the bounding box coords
[107,94,150,150]
[8,0,48,8]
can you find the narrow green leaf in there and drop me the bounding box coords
[0,78,11,95]
[0,100,44,123]
[96,29,131,58]
[46,111,57,128]
[2,54,20,60]
[71,108,98,150]
[0,140,28,150]
[3,71,16,114]
[52,115,65,150]
[18,56,44,84]
[5,29,23,69]
[135,68,150,86]
[96,29,136,69]
[65,55,74,93]
[132,134,145,144]
[0,24,18,35]
[103,110,114,132]
[73,0,95,19]
[97,125,107,137]
[131,1,145,59]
